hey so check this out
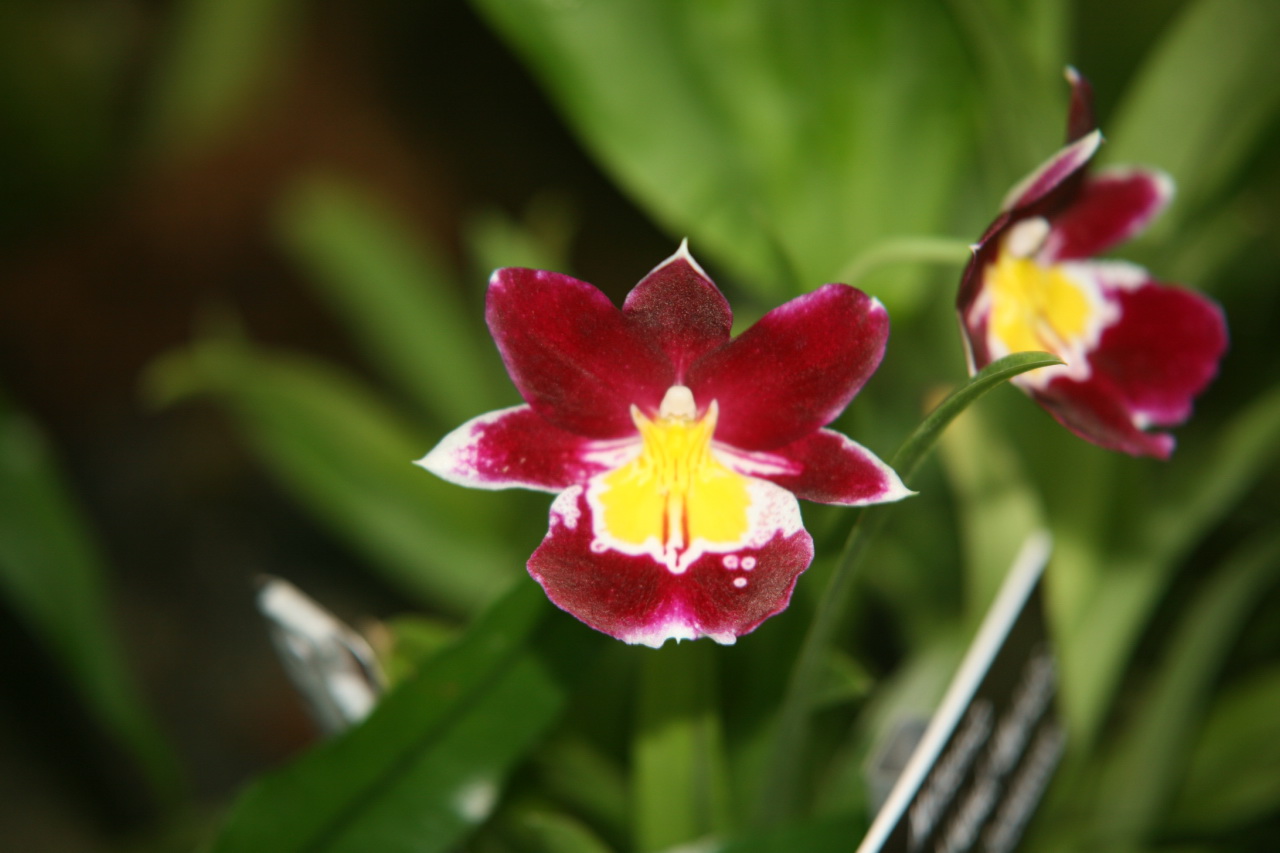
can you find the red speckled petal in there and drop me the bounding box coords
[622,242,733,378]
[718,429,912,506]
[528,485,814,647]
[487,268,672,438]
[687,284,888,450]
[417,404,636,493]
[1032,271,1227,458]
[1046,169,1174,262]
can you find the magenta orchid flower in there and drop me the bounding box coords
[419,242,910,647]
[957,70,1227,458]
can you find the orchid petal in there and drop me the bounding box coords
[1029,269,1226,458]
[622,240,733,378]
[528,485,813,647]
[1001,130,1102,213]
[417,404,635,493]
[1036,375,1176,459]
[1087,271,1228,427]
[1064,65,1097,143]
[1046,168,1174,262]
[487,268,672,438]
[688,284,888,450]
[717,429,911,506]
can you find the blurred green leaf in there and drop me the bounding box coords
[145,332,519,615]
[938,404,1044,622]
[146,0,302,152]
[380,614,459,685]
[532,737,629,843]
[470,0,978,313]
[1108,0,1280,222]
[633,641,732,851]
[945,0,1066,177]
[1173,665,1280,830]
[1091,532,1280,844]
[464,198,575,281]
[812,649,875,710]
[277,175,509,426]
[707,814,864,853]
[1060,385,1280,744]
[207,582,583,853]
[508,806,617,853]
[0,394,178,798]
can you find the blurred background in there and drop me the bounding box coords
[1,1,1277,851]
[0,3,679,848]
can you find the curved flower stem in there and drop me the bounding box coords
[755,352,1062,825]
[835,237,973,287]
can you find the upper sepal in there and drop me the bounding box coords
[622,240,733,377]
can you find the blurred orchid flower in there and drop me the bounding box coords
[957,69,1227,458]
[420,242,909,646]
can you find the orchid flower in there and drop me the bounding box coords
[957,69,1227,458]
[420,243,910,646]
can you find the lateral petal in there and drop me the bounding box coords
[687,284,889,450]
[720,429,912,506]
[529,483,814,647]
[622,241,733,378]
[1046,168,1174,262]
[1088,272,1227,426]
[1033,271,1226,458]
[417,405,635,493]
[487,268,672,438]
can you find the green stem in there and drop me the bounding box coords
[835,237,973,287]
[755,352,1061,825]
[633,642,731,851]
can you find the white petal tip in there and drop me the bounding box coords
[652,238,711,281]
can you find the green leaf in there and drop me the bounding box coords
[380,615,459,685]
[470,0,977,313]
[207,582,585,853]
[707,814,864,853]
[145,333,519,615]
[633,641,732,851]
[0,394,179,798]
[892,352,1062,480]
[532,737,630,843]
[1173,665,1280,830]
[464,200,575,282]
[944,0,1066,177]
[1108,0,1280,222]
[938,404,1044,623]
[1090,532,1280,844]
[145,0,303,152]
[1060,385,1280,745]
[508,807,617,853]
[276,174,508,425]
